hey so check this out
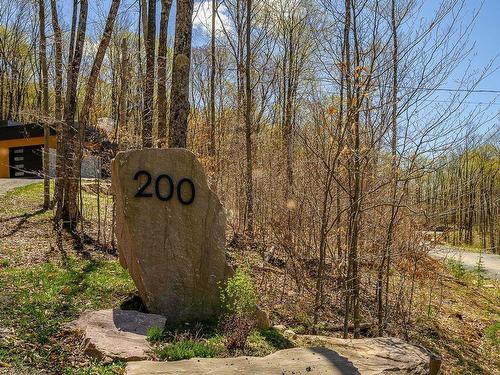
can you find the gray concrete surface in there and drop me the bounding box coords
[430,245,500,280]
[0,178,41,196]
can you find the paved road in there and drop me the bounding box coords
[0,178,41,196]
[430,245,500,280]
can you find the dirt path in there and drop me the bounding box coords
[0,178,41,196]
[430,245,500,280]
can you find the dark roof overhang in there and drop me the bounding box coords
[0,121,57,141]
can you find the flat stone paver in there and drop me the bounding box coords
[65,309,166,361]
[126,347,359,375]
[126,337,438,375]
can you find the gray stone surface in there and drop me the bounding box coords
[126,337,439,374]
[112,149,230,322]
[66,309,165,361]
[126,347,359,375]
[298,336,440,375]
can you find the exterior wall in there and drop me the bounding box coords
[0,136,57,178]
[47,149,101,178]
[81,155,101,179]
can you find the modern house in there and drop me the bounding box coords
[0,121,57,178]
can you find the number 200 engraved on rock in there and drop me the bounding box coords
[133,170,195,205]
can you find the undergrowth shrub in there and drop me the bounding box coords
[219,313,255,351]
[447,258,466,279]
[220,268,257,315]
[219,268,257,351]
[147,326,164,343]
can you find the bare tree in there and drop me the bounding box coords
[244,0,254,240]
[118,37,129,137]
[209,0,218,157]
[55,0,88,226]
[157,0,173,147]
[37,0,50,209]
[49,0,63,120]
[142,0,156,147]
[168,0,195,148]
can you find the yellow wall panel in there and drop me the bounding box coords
[0,136,57,178]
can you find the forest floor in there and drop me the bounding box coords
[0,182,498,374]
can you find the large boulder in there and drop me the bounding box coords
[112,149,231,322]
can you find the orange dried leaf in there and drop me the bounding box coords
[327,106,338,115]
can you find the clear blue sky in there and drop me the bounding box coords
[438,0,500,112]
[418,0,500,134]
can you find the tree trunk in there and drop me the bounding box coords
[142,0,156,148]
[55,0,88,228]
[487,177,495,252]
[157,0,173,147]
[78,0,121,133]
[140,0,148,47]
[342,0,352,339]
[244,0,254,240]
[118,37,129,138]
[168,0,195,148]
[68,0,78,65]
[50,0,64,206]
[38,0,50,209]
[70,0,120,215]
[314,169,334,325]
[209,0,217,157]
[377,0,398,335]
[50,0,63,120]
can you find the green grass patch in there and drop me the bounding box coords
[152,325,293,361]
[147,326,164,343]
[155,339,222,361]
[446,258,466,279]
[65,361,126,374]
[0,181,132,372]
[244,328,294,356]
[485,322,500,345]
[0,182,52,217]
[0,256,134,369]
